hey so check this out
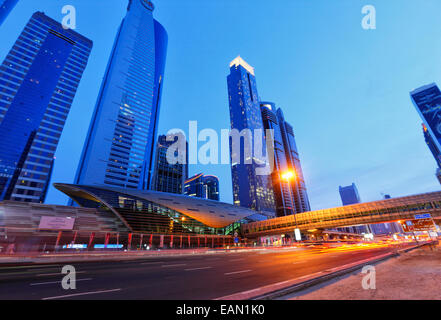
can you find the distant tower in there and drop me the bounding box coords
[202,175,220,201]
[227,56,275,215]
[0,12,92,202]
[152,133,188,194]
[339,183,361,206]
[0,0,18,26]
[338,183,369,234]
[74,0,167,191]
[184,173,219,201]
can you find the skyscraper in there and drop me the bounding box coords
[202,175,220,201]
[423,123,441,165]
[339,183,361,206]
[0,0,18,26]
[184,173,219,201]
[152,133,188,194]
[411,83,441,155]
[338,183,369,234]
[277,108,311,213]
[227,56,275,215]
[0,12,92,203]
[260,102,310,216]
[74,0,167,191]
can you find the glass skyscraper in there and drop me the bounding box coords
[227,56,275,215]
[203,175,220,201]
[0,12,92,202]
[339,183,361,205]
[338,183,371,234]
[184,173,220,201]
[0,0,18,26]
[276,108,311,213]
[152,133,188,194]
[260,102,310,216]
[74,0,167,191]
[423,123,441,169]
[411,83,441,155]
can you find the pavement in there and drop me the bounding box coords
[283,242,441,300]
[0,242,418,300]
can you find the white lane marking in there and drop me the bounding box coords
[27,268,61,273]
[224,269,252,276]
[229,258,244,262]
[36,271,86,277]
[30,278,93,286]
[42,288,121,300]
[161,264,187,268]
[185,267,212,271]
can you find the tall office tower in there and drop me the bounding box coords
[74,0,167,191]
[0,0,18,26]
[339,183,361,205]
[260,102,292,216]
[202,175,219,201]
[184,173,219,201]
[422,124,441,168]
[422,123,441,185]
[227,56,275,215]
[437,168,441,185]
[0,12,92,203]
[260,102,310,216]
[411,84,441,154]
[152,133,188,194]
[276,108,311,213]
[338,183,369,234]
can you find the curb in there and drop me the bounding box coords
[216,243,430,300]
[254,243,428,300]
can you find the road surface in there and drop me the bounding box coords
[0,243,411,300]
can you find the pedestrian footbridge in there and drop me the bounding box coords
[242,191,441,238]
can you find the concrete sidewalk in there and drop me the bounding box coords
[287,242,441,300]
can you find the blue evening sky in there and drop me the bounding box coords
[1,0,441,210]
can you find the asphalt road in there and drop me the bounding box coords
[0,244,410,300]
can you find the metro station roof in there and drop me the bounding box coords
[54,183,256,229]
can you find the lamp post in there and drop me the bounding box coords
[281,170,300,242]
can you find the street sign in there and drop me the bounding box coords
[414,213,432,220]
[401,219,435,232]
[294,228,302,241]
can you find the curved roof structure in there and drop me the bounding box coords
[54,183,256,229]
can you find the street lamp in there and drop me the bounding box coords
[281,170,300,242]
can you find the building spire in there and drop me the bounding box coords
[230,55,255,76]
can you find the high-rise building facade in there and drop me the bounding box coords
[260,102,310,216]
[338,183,369,234]
[339,183,361,206]
[260,102,292,216]
[74,0,167,191]
[0,0,18,26]
[411,83,441,156]
[227,56,275,215]
[0,12,92,203]
[184,173,219,201]
[277,108,311,213]
[422,123,441,185]
[202,175,220,201]
[152,133,188,194]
